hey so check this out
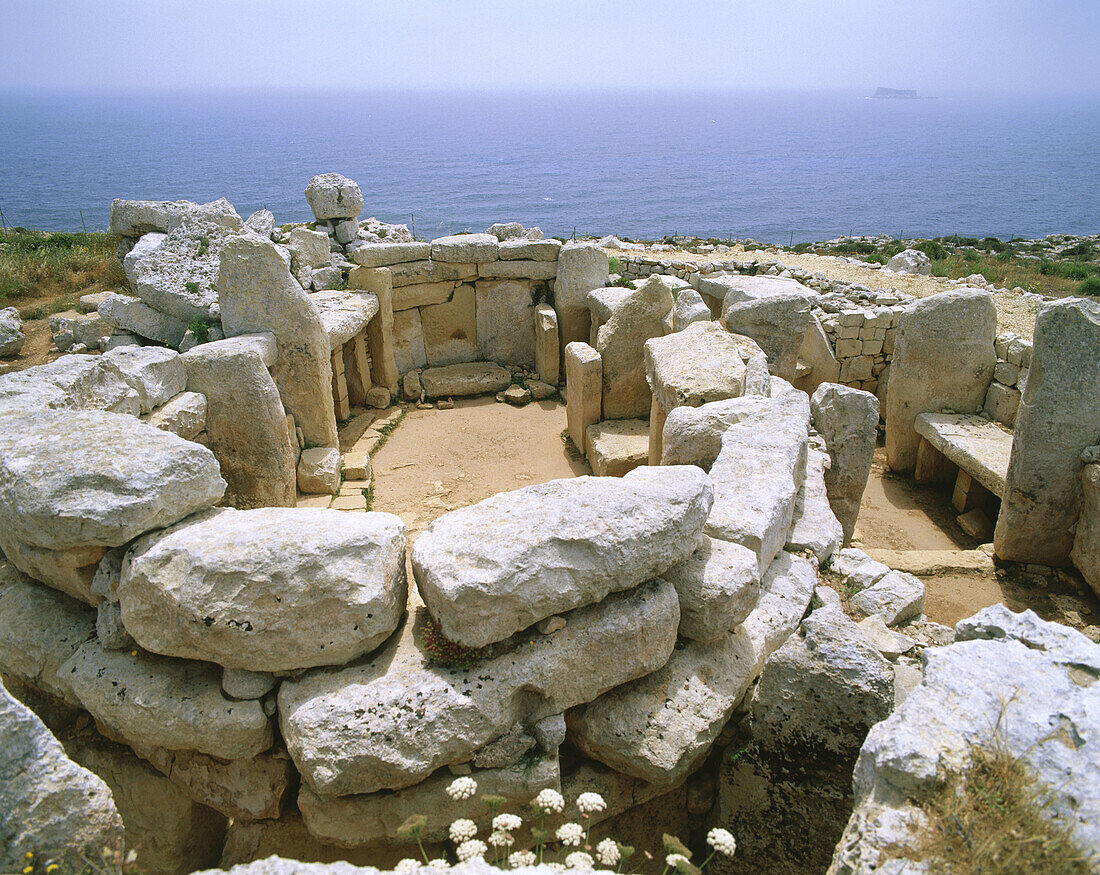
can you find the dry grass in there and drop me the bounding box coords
[929,253,1086,298]
[910,744,1094,874]
[0,229,126,307]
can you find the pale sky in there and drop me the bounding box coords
[1,0,1097,94]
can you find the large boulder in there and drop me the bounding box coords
[431,233,499,263]
[0,409,225,552]
[0,306,25,357]
[288,227,331,272]
[98,292,189,348]
[123,219,231,322]
[884,289,996,473]
[0,680,124,870]
[660,395,776,470]
[555,243,608,350]
[663,535,760,641]
[786,447,844,565]
[110,198,242,237]
[644,320,747,414]
[279,580,680,796]
[412,465,713,648]
[0,355,140,415]
[995,298,1100,565]
[1072,463,1100,597]
[118,507,407,672]
[102,345,187,414]
[218,231,339,449]
[596,275,674,419]
[304,173,364,221]
[722,293,812,382]
[884,248,932,275]
[811,383,880,543]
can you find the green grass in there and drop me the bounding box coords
[0,229,125,307]
[1077,276,1100,298]
[368,407,408,456]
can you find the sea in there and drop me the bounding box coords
[1,89,1098,244]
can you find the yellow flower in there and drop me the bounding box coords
[24,866,34,874]
[47,866,59,873]
[131,650,138,656]
[25,853,34,859]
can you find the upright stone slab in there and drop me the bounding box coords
[811,383,880,543]
[218,231,339,449]
[565,341,602,456]
[124,218,230,323]
[534,303,560,384]
[722,293,811,383]
[596,275,674,420]
[476,279,537,368]
[995,298,1100,565]
[348,267,400,392]
[1073,464,1100,597]
[555,243,608,354]
[885,289,996,473]
[421,283,477,367]
[796,315,842,394]
[391,307,427,374]
[182,339,296,509]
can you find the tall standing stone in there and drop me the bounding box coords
[535,304,560,384]
[885,289,996,472]
[811,383,880,543]
[217,231,339,449]
[565,342,602,457]
[995,298,1100,565]
[555,243,608,356]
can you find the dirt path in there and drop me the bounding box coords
[370,397,589,543]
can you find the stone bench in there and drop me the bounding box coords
[913,412,1013,513]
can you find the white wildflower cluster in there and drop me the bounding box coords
[508,851,536,868]
[446,777,478,801]
[543,864,565,872]
[556,822,584,847]
[595,838,620,867]
[666,853,690,869]
[533,788,565,815]
[455,839,488,862]
[565,851,594,870]
[395,860,420,874]
[575,792,606,815]
[489,830,514,848]
[493,813,523,833]
[449,818,477,843]
[428,860,450,870]
[707,827,737,857]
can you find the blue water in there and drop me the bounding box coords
[1,90,1098,243]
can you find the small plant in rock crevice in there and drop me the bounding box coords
[187,318,211,344]
[421,615,491,670]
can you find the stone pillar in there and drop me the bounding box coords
[555,243,608,363]
[534,304,560,385]
[884,289,996,473]
[330,348,350,421]
[648,395,668,466]
[343,333,371,408]
[810,383,879,544]
[1072,463,1100,597]
[564,342,602,457]
[994,298,1100,565]
[349,266,400,393]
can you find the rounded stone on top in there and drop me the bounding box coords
[304,173,364,221]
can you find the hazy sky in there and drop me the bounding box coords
[2,0,1097,94]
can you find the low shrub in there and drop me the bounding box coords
[1078,276,1100,297]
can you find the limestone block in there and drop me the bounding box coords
[348,242,431,268]
[995,298,1100,565]
[663,535,760,641]
[102,345,186,414]
[123,220,230,323]
[556,243,608,351]
[794,314,841,394]
[97,292,188,348]
[534,303,560,384]
[811,383,880,543]
[297,447,342,495]
[412,466,713,648]
[182,340,296,509]
[0,682,124,870]
[118,507,406,672]
[786,448,844,565]
[304,173,363,221]
[671,289,711,331]
[476,279,538,368]
[430,233,499,263]
[421,283,477,366]
[419,362,511,398]
[884,248,931,275]
[388,260,477,288]
[145,391,207,441]
[829,547,891,591]
[0,306,25,356]
[391,307,427,374]
[477,260,557,280]
[244,209,275,237]
[1072,464,1100,598]
[218,231,339,450]
[585,419,650,477]
[722,293,812,382]
[884,289,996,473]
[289,227,332,272]
[644,320,746,414]
[311,289,379,348]
[392,281,455,312]
[849,570,925,626]
[660,395,776,471]
[110,197,242,237]
[498,238,561,260]
[983,380,1021,428]
[564,341,601,455]
[347,266,399,391]
[0,536,106,605]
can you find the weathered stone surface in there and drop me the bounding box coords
[0,535,106,605]
[118,507,407,672]
[305,174,364,221]
[182,339,296,509]
[311,290,379,348]
[218,231,339,449]
[849,570,924,626]
[145,390,207,440]
[391,280,455,312]
[60,640,272,759]
[585,418,650,477]
[795,315,842,394]
[699,273,812,306]
[786,448,844,565]
[564,341,601,455]
[1072,463,1100,597]
[66,730,227,874]
[0,409,224,551]
[811,383,879,543]
[828,548,890,592]
[660,395,773,470]
[98,292,189,347]
[110,198,242,236]
[244,209,275,237]
[0,565,95,705]
[222,669,276,700]
[722,293,812,382]
[124,219,230,322]
[0,353,140,415]
[486,221,524,241]
[995,298,1100,565]
[96,599,132,650]
[298,755,560,847]
[503,384,531,406]
[0,306,24,356]
[586,287,632,325]
[0,681,124,870]
[885,289,997,473]
[419,361,511,398]
[568,551,815,786]
[597,275,675,419]
[102,345,186,414]
[663,535,760,641]
[983,379,1021,427]
[413,466,713,647]
[644,320,746,414]
[475,279,537,367]
[279,580,679,796]
[391,307,427,373]
[913,412,1012,497]
[534,303,560,384]
[753,605,893,764]
[477,259,556,280]
[388,260,477,288]
[671,289,711,331]
[430,233,499,263]
[498,238,561,260]
[420,283,477,367]
[830,606,1100,872]
[49,310,111,351]
[555,243,608,349]
[706,395,810,571]
[884,248,932,275]
[348,242,431,268]
[858,614,915,660]
[297,447,342,495]
[289,227,332,272]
